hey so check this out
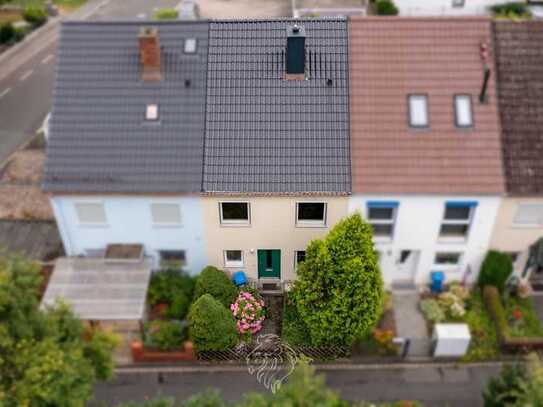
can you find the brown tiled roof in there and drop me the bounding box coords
[349,17,505,194]
[494,21,543,196]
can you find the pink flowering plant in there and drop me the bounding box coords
[230,291,265,339]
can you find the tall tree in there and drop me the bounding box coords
[292,213,384,346]
[0,255,118,407]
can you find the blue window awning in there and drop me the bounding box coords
[367,201,399,208]
[445,201,478,208]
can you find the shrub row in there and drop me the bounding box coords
[483,285,543,352]
[0,23,24,45]
[22,5,47,27]
[478,250,513,294]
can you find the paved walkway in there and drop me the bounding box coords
[392,291,432,358]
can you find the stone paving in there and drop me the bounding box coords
[392,290,432,358]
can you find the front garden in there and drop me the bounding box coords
[419,250,543,361]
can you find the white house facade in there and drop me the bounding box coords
[394,0,501,16]
[349,195,501,287]
[50,195,208,274]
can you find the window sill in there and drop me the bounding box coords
[220,223,251,228]
[510,223,543,229]
[224,264,244,268]
[437,237,468,244]
[373,237,393,244]
[152,224,182,229]
[78,223,109,229]
[295,222,327,228]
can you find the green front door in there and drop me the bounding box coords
[257,250,281,278]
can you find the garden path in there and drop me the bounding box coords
[392,291,432,358]
[257,293,284,338]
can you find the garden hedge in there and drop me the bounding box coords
[188,294,238,352]
[478,251,513,294]
[193,266,238,308]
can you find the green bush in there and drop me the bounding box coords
[478,251,513,294]
[23,5,48,27]
[148,269,195,319]
[491,2,531,17]
[193,266,238,308]
[188,294,238,352]
[374,0,399,15]
[483,363,526,407]
[154,8,178,20]
[292,213,384,346]
[144,320,187,351]
[420,298,445,323]
[0,23,16,44]
[281,294,312,346]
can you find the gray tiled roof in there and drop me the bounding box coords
[42,21,209,193]
[494,21,543,195]
[202,19,351,194]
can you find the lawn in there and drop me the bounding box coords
[461,290,500,361]
[504,296,543,338]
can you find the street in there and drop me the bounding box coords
[92,363,502,406]
[0,0,177,165]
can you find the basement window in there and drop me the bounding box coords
[145,104,159,121]
[452,0,465,7]
[224,250,244,268]
[184,38,197,54]
[295,250,306,269]
[160,250,186,269]
[454,95,473,128]
[408,94,429,128]
[434,252,462,266]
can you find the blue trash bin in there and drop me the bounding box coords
[232,271,247,287]
[430,271,445,293]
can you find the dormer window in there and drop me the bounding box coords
[145,104,159,121]
[408,94,429,128]
[454,95,473,128]
[184,38,197,54]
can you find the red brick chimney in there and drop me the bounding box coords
[139,27,161,82]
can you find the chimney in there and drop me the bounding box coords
[139,27,161,82]
[285,24,306,80]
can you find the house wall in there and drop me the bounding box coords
[490,197,543,273]
[394,0,499,16]
[201,196,350,281]
[349,194,501,286]
[50,195,207,274]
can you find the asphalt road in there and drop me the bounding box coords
[92,364,502,406]
[0,0,177,165]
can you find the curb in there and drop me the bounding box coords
[114,359,513,374]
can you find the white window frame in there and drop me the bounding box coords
[145,104,159,121]
[454,94,473,128]
[408,94,429,128]
[74,201,108,226]
[219,201,251,226]
[150,202,182,227]
[367,204,398,241]
[512,203,543,227]
[438,203,475,241]
[434,252,463,267]
[295,202,327,227]
[184,38,197,54]
[224,250,244,268]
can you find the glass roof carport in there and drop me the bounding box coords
[40,257,152,320]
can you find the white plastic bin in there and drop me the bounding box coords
[432,323,471,357]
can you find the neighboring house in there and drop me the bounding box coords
[393,0,505,16]
[42,22,210,273]
[348,17,504,287]
[490,21,543,281]
[201,20,351,284]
